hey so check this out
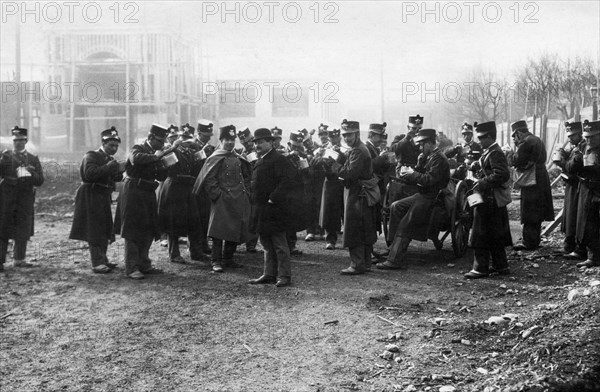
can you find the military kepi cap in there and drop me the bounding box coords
[475,121,497,139]
[408,115,423,128]
[149,124,169,140]
[565,121,582,136]
[341,119,360,134]
[583,120,600,137]
[511,120,528,136]
[237,127,253,143]
[271,126,283,139]
[11,126,28,140]
[219,125,237,140]
[461,122,473,134]
[369,122,387,135]
[180,123,195,137]
[318,123,329,135]
[101,126,121,143]
[289,131,304,146]
[328,128,341,138]
[167,124,179,137]
[253,128,274,142]
[413,128,437,143]
[197,120,214,135]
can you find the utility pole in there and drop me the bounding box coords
[15,16,22,126]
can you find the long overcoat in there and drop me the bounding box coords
[69,149,122,244]
[114,142,167,241]
[314,143,344,232]
[193,149,251,243]
[250,148,296,235]
[0,149,44,241]
[336,139,377,248]
[560,140,586,238]
[158,144,202,237]
[572,143,600,244]
[469,143,512,248]
[513,132,554,224]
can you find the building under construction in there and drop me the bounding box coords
[39,28,209,152]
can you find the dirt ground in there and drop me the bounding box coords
[1,179,600,392]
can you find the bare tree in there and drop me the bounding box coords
[556,57,597,120]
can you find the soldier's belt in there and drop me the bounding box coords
[125,177,159,191]
[578,177,600,190]
[82,181,111,189]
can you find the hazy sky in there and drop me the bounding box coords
[1,1,599,106]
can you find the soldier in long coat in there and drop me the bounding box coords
[314,128,345,250]
[235,127,260,253]
[195,120,217,255]
[511,120,554,250]
[573,120,600,268]
[555,121,587,259]
[365,122,391,236]
[376,129,450,270]
[464,121,513,279]
[69,127,124,273]
[193,125,252,272]
[114,124,174,279]
[330,120,376,275]
[304,124,329,242]
[0,126,44,270]
[157,124,204,264]
[248,128,297,287]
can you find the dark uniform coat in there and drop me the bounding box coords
[194,149,251,243]
[114,141,167,241]
[560,140,586,238]
[250,148,297,235]
[571,142,600,248]
[283,149,310,232]
[315,143,344,232]
[0,149,44,241]
[469,143,513,248]
[513,132,554,224]
[69,149,122,244]
[366,140,390,234]
[397,148,450,241]
[391,134,420,168]
[157,143,203,237]
[336,139,377,248]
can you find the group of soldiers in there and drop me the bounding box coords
[0,115,599,284]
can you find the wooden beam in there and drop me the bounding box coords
[542,208,563,237]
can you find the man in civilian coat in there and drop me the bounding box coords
[157,124,204,265]
[195,120,217,255]
[304,124,329,242]
[329,120,377,275]
[376,128,450,270]
[511,120,554,250]
[236,127,260,253]
[114,124,176,280]
[69,127,125,273]
[366,122,391,237]
[464,121,513,279]
[573,120,600,268]
[0,126,44,270]
[194,125,252,272]
[555,121,587,259]
[248,128,297,287]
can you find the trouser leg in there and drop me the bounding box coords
[89,243,107,267]
[364,244,373,271]
[125,239,142,275]
[168,235,180,260]
[349,245,366,271]
[271,231,291,279]
[13,240,27,261]
[259,234,277,277]
[0,239,8,265]
[211,237,223,267]
[563,235,576,253]
[287,231,297,250]
[325,231,337,244]
[187,227,204,261]
[246,235,258,250]
[490,244,509,271]
[222,241,237,262]
[522,222,541,248]
[138,234,154,271]
[472,247,491,274]
[387,195,416,242]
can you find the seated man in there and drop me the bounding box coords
[376,128,450,270]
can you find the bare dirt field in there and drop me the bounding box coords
[1,179,599,392]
